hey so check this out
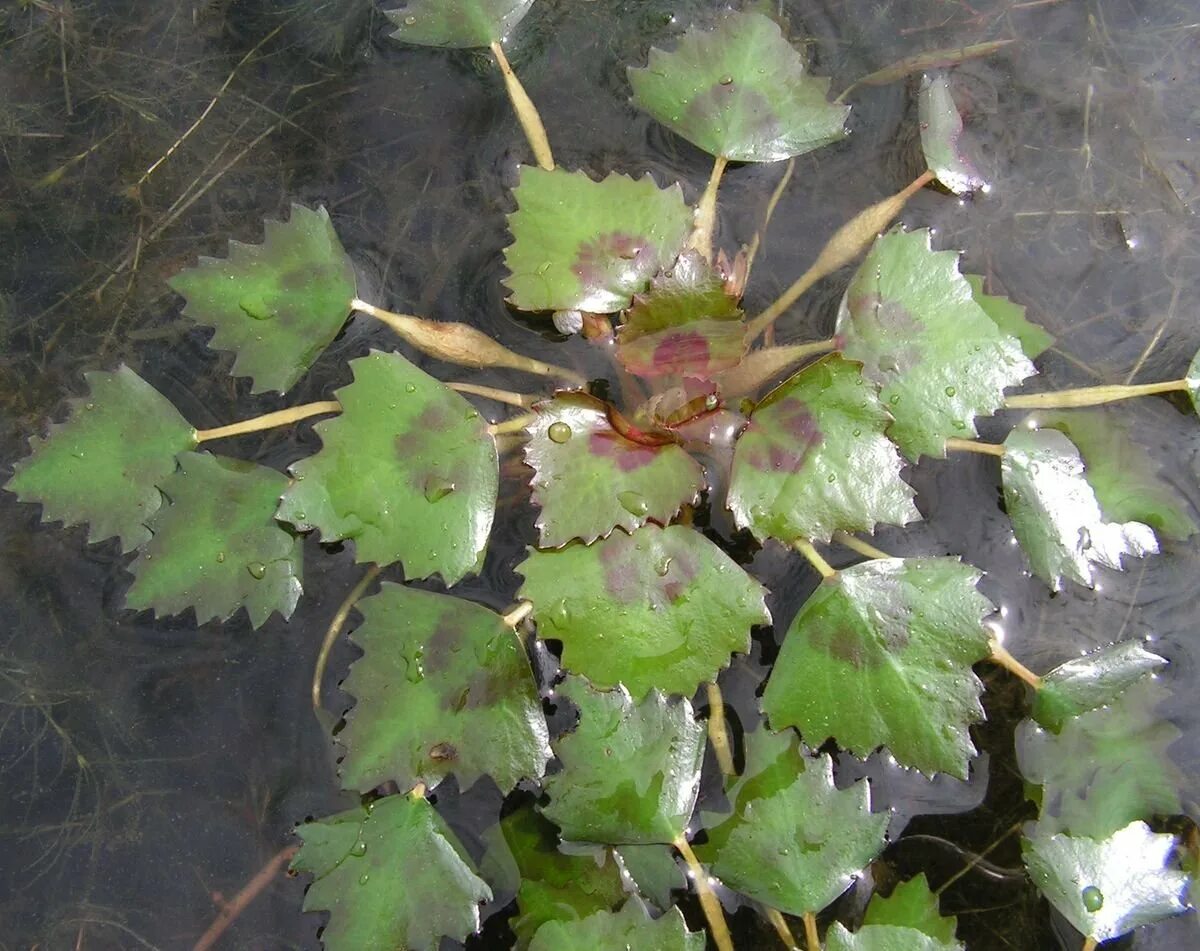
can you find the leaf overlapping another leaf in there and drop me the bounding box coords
[825,922,962,951]
[862,874,959,945]
[528,900,704,951]
[1031,639,1168,732]
[386,0,534,48]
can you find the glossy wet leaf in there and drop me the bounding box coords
[1023,821,1190,943]
[1001,427,1158,590]
[169,205,356,394]
[5,366,196,551]
[964,274,1053,361]
[503,167,692,313]
[696,730,888,916]
[528,900,704,951]
[825,922,962,951]
[525,394,704,548]
[518,524,770,698]
[337,583,549,795]
[862,874,959,945]
[727,354,919,544]
[617,845,686,910]
[1187,348,1200,414]
[762,557,993,778]
[615,250,747,379]
[292,794,492,951]
[836,227,1035,460]
[1016,679,1183,839]
[918,73,985,196]
[125,452,301,628]
[1032,639,1168,732]
[1033,409,1196,541]
[540,678,704,845]
[627,11,848,162]
[385,0,533,48]
[277,350,497,583]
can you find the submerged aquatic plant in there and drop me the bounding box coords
[5,4,1196,949]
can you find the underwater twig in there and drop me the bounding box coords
[690,154,729,262]
[447,382,537,409]
[490,41,555,170]
[705,682,735,777]
[673,835,734,951]
[832,531,891,560]
[1004,379,1188,409]
[312,564,384,713]
[745,158,795,286]
[944,437,1005,457]
[194,401,342,444]
[987,640,1043,690]
[802,911,820,950]
[193,844,299,951]
[765,906,799,949]
[795,539,837,580]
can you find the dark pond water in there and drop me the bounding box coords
[1,1,1197,948]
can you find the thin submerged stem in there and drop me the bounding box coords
[705,682,736,777]
[447,381,537,409]
[765,907,799,949]
[944,437,1005,458]
[312,564,383,713]
[832,531,891,561]
[802,911,820,951]
[193,844,299,951]
[1004,378,1187,410]
[745,159,795,285]
[673,835,734,951]
[795,539,837,580]
[690,154,729,263]
[988,639,1043,690]
[490,41,555,171]
[195,400,342,443]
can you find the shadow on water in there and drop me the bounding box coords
[0,0,1197,948]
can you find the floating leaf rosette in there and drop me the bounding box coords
[628,11,848,162]
[386,0,534,48]
[503,167,692,313]
[292,794,492,951]
[277,350,497,583]
[762,557,993,778]
[5,365,197,551]
[337,583,549,795]
[528,901,704,951]
[518,524,770,698]
[169,205,356,394]
[524,394,704,547]
[836,227,1035,459]
[727,354,919,544]
[125,452,302,628]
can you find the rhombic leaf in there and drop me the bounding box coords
[762,557,993,778]
[503,167,692,313]
[524,393,704,548]
[518,524,770,698]
[337,583,549,795]
[292,793,491,951]
[1023,821,1191,943]
[627,11,848,162]
[277,350,497,583]
[1001,427,1158,590]
[541,677,704,845]
[125,452,302,628]
[169,205,356,394]
[5,365,196,551]
[1031,639,1168,733]
[836,227,1035,460]
[696,729,888,916]
[385,0,534,48]
[528,900,704,951]
[862,873,960,945]
[825,922,962,951]
[918,73,985,197]
[727,354,919,544]
[963,274,1053,361]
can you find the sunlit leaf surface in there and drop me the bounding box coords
[825,922,962,951]
[918,73,985,196]
[385,0,534,48]
[518,524,770,698]
[762,557,993,778]
[277,351,497,582]
[964,274,1053,361]
[338,583,549,794]
[528,900,704,951]
[169,205,356,394]
[292,794,492,951]
[5,366,196,551]
[836,228,1035,459]
[125,452,301,627]
[862,874,959,945]
[504,167,692,313]
[1032,639,1167,732]
[628,11,848,162]
[727,354,919,544]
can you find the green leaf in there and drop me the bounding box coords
[528,900,705,951]
[1001,427,1158,590]
[836,228,1035,460]
[518,524,770,699]
[918,73,985,197]
[5,366,196,551]
[337,583,549,794]
[1032,639,1168,732]
[727,354,919,544]
[385,0,534,48]
[1023,821,1191,943]
[125,452,302,628]
[825,922,962,951]
[277,350,497,583]
[616,845,686,910]
[1016,678,1183,839]
[627,11,848,162]
[503,167,692,313]
[292,794,492,951]
[963,274,1053,361]
[524,394,704,548]
[762,557,993,778]
[169,205,356,394]
[540,677,704,845]
[615,250,747,379]
[863,874,958,944]
[1033,409,1197,541]
[697,730,888,916]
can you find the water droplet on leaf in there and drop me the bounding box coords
[246,562,267,579]
[548,421,572,443]
[350,839,367,857]
[238,294,276,321]
[423,475,456,503]
[1082,885,1104,912]
[944,386,957,397]
[618,491,649,516]
[404,382,417,393]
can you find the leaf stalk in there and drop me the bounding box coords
[988,639,1043,689]
[490,41,555,171]
[795,539,837,580]
[705,682,736,777]
[673,835,734,951]
[690,154,729,263]
[765,907,799,949]
[194,400,342,443]
[832,531,892,560]
[802,911,820,951]
[1004,379,1187,410]
[312,564,384,713]
[944,437,1005,457]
